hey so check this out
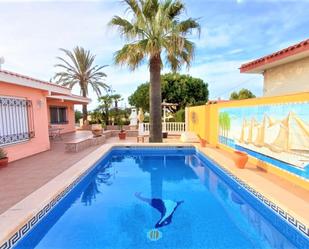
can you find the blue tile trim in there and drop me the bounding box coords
[1,146,308,249]
[112,145,195,150]
[0,150,112,249]
[196,149,309,238]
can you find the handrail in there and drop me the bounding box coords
[138,122,185,135]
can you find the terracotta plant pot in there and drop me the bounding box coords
[232,151,248,169]
[0,157,9,167]
[92,129,102,137]
[197,134,207,147]
[118,131,126,140]
[200,138,207,147]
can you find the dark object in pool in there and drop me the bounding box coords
[135,192,183,228]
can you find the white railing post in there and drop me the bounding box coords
[185,107,189,132]
[139,122,185,135]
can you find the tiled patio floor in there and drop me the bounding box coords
[198,145,309,224]
[0,132,122,214]
[0,133,308,228]
[0,131,179,214]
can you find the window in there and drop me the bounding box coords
[0,96,35,146]
[50,106,68,124]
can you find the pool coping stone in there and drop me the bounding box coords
[0,142,308,249]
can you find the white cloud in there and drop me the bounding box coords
[0,1,125,110]
[227,48,244,55]
[195,25,231,49]
[4,0,299,110]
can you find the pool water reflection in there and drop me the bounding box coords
[15,148,307,249]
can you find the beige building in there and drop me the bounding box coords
[240,39,309,96]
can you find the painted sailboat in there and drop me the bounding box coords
[236,112,309,168]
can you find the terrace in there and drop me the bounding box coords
[0,131,181,214]
[0,133,308,222]
[0,1,308,246]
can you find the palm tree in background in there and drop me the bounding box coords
[54,46,109,121]
[110,0,200,142]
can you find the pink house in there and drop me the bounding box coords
[0,70,90,162]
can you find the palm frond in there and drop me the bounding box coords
[142,0,159,19]
[177,18,201,36]
[114,42,146,70]
[123,0,143,17]
[111,0,200,72]
[54,46,108,97]
[164,0,184,19]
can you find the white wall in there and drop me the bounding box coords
[263,56,309,96]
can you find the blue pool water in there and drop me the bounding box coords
[15,147,308,249]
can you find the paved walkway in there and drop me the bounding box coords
[0,132,178,214]
[198,145,309,225]
[0,134,308,228]
[0,131,105,214]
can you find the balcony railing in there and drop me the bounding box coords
[138,122,185,136]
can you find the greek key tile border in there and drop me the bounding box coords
[220,142,309,183]
[1,146,308,249]
[197,150,309,238]
[0,145,194,249]
[0,166,93,249]
[113,145,195,150]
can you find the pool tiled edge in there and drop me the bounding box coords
[0,143,193,249]
[220,143,309,191]
[0,144,114,249]
[195,146,309,238]
[0,143,308,249]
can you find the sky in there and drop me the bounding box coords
[0,0,308,110]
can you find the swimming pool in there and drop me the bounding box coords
[13,147,309,248]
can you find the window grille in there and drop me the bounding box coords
[0,96,35,146]
[50,106,68,124]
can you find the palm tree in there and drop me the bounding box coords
[109,0,200,142]
[219,112,231,143]
[54,46,109,121]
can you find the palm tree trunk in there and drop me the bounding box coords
[149,54,162,143]
[82,104,88,122]
[82,88,88,122]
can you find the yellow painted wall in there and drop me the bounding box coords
[187,104,219,144]
[187,105,207,139]
[188,92,309,146]
[187,91,309,190]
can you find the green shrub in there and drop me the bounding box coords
[175,109,185,122]
[75,110,83,123]
[143,116,150,123]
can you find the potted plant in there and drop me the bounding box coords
[118,122,126,140]
[232,150,248,169]
[91,124,103,137]
[118,129,126,140]
[0,148,8,167]
[197,135,207,147]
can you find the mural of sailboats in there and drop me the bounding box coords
[252,116,265,147]
[236,112,309,168]
[219,103,309,169]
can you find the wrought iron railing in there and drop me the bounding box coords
[0,96,35,146]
